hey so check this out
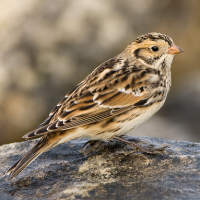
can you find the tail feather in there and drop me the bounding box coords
[3,135,54,180]
[3,157,23,177]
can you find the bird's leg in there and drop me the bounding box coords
[80,140,99,153]
[81,139,113,156]
[113,136,167,155]
[113,136,148,153]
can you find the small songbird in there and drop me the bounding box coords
[4,32,183,179]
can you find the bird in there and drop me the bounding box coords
[3,32,183,179]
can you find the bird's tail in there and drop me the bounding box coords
[3,132,61,180]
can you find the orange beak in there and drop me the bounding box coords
[167,43,183,55]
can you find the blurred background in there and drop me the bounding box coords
[0,0,199,145]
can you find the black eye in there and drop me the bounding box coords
[151,46,159,52]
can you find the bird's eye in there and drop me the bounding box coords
[151,46,159,52]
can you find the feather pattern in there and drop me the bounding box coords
[23,61,162,139]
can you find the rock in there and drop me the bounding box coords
[0,193,16,200]
[0,136,200,200]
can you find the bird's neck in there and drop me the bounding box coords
[159,55,173,93]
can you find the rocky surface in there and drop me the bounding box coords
[0,193,16,200]
[0,136,200,200]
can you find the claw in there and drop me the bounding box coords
[80,140,99,154]
[113,136,169,155]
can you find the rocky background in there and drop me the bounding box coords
[0,0,200,145]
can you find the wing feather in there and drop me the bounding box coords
[23,58,160,139]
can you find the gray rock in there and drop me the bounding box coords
[0,136,200,200]
[0,193,16,200]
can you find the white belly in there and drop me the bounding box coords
[117,101,165,136]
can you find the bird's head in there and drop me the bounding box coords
[126,32,183,69]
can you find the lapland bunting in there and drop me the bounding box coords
[4,32,183,179]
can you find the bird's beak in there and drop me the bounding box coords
[167,43,183,55]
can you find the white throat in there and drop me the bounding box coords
[154,54,174,70]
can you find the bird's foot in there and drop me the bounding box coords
[113,136,169,155]
[81,140,108,156]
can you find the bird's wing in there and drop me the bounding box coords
[23,57,160,139]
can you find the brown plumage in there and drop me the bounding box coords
[3,32,183,179]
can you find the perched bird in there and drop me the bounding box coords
[4,32,183,179]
